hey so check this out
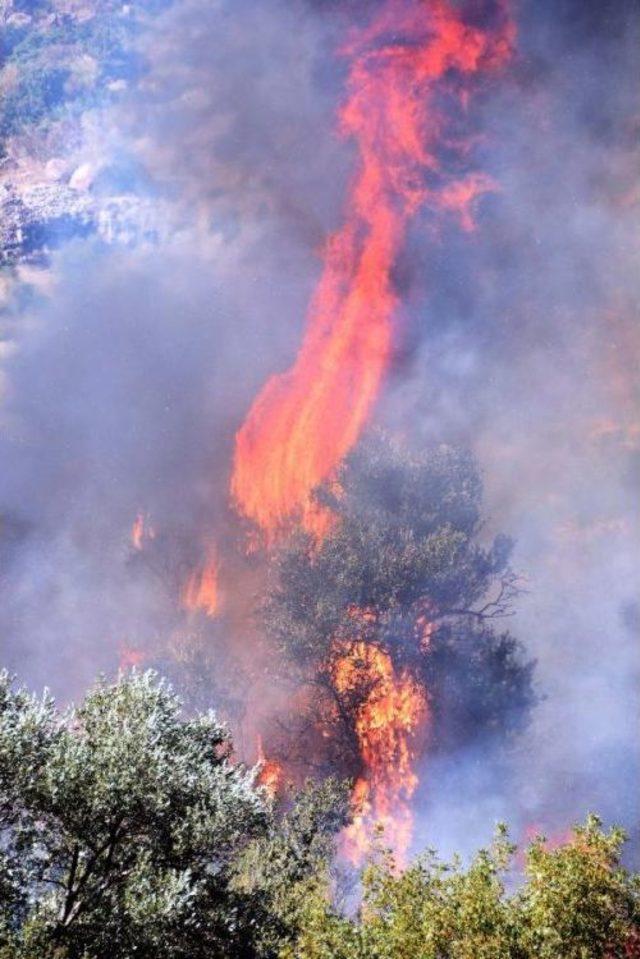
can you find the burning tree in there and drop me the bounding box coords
[224,0,520,863]
[262,433,535,859]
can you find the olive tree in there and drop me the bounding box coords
[263,433,535,779]
[0,669,348,959]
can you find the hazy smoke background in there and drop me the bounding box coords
[0,0,638,856]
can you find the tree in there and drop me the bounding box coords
[287,817,640,959]
[263,433,535,779]
[0,669,348,959]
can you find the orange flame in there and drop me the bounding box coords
[231,0,514,539]
[522,821,574,851]
[118,644,146,670]
[182,554,219,618]
[332,640,428,866]
[256,735,284,797]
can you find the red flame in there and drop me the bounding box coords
[229,0,514,862]
[332,640,428,866]
[182,552,220,618]
[521,821,575,851]
[231,0,514,539]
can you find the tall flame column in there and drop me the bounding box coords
[231,0,514,540]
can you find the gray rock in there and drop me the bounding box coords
[0,180,171,264]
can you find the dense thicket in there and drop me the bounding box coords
[0,0,148,146]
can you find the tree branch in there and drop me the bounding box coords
[440,571,524,623]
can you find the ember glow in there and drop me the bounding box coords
[332,640,429,865]
[231,0,514,540]
[118,645,146,670]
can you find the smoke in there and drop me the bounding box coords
[382,0,640,851]
[0,0,638,854]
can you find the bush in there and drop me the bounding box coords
[290,817,640,959]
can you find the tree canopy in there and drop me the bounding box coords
[1,669,638,959]
[263,433,535,778]
[0,669,348,959]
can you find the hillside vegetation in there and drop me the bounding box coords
[0,670,638,959]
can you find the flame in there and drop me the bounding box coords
[231,0,514,539]
[522,822,574,851]
[182,554,219,618]
[415,600,438,651]
[256,735,283,797]
[130,511,154,550]
[332,640,428,866]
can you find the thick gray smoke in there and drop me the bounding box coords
[0,0,638,856]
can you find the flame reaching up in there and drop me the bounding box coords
[182,553,220,618]
[332,640,428,866]
[231,0,514,539]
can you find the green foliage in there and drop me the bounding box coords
[235,778,351,957]
[289,818,640,959]
[518,815,640,958]
[0,670,347,959]
[0,674,637,958]
[0,62,71,138]
[265,437,504,666]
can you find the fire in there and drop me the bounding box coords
[182,554,219,618]
[332,640,428,866]
[256,735,284,797]
[118,644,146,670]
[416,600,437,651]
[522,822,574,851]
[231,0,514,539]
[130,511,154,550]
